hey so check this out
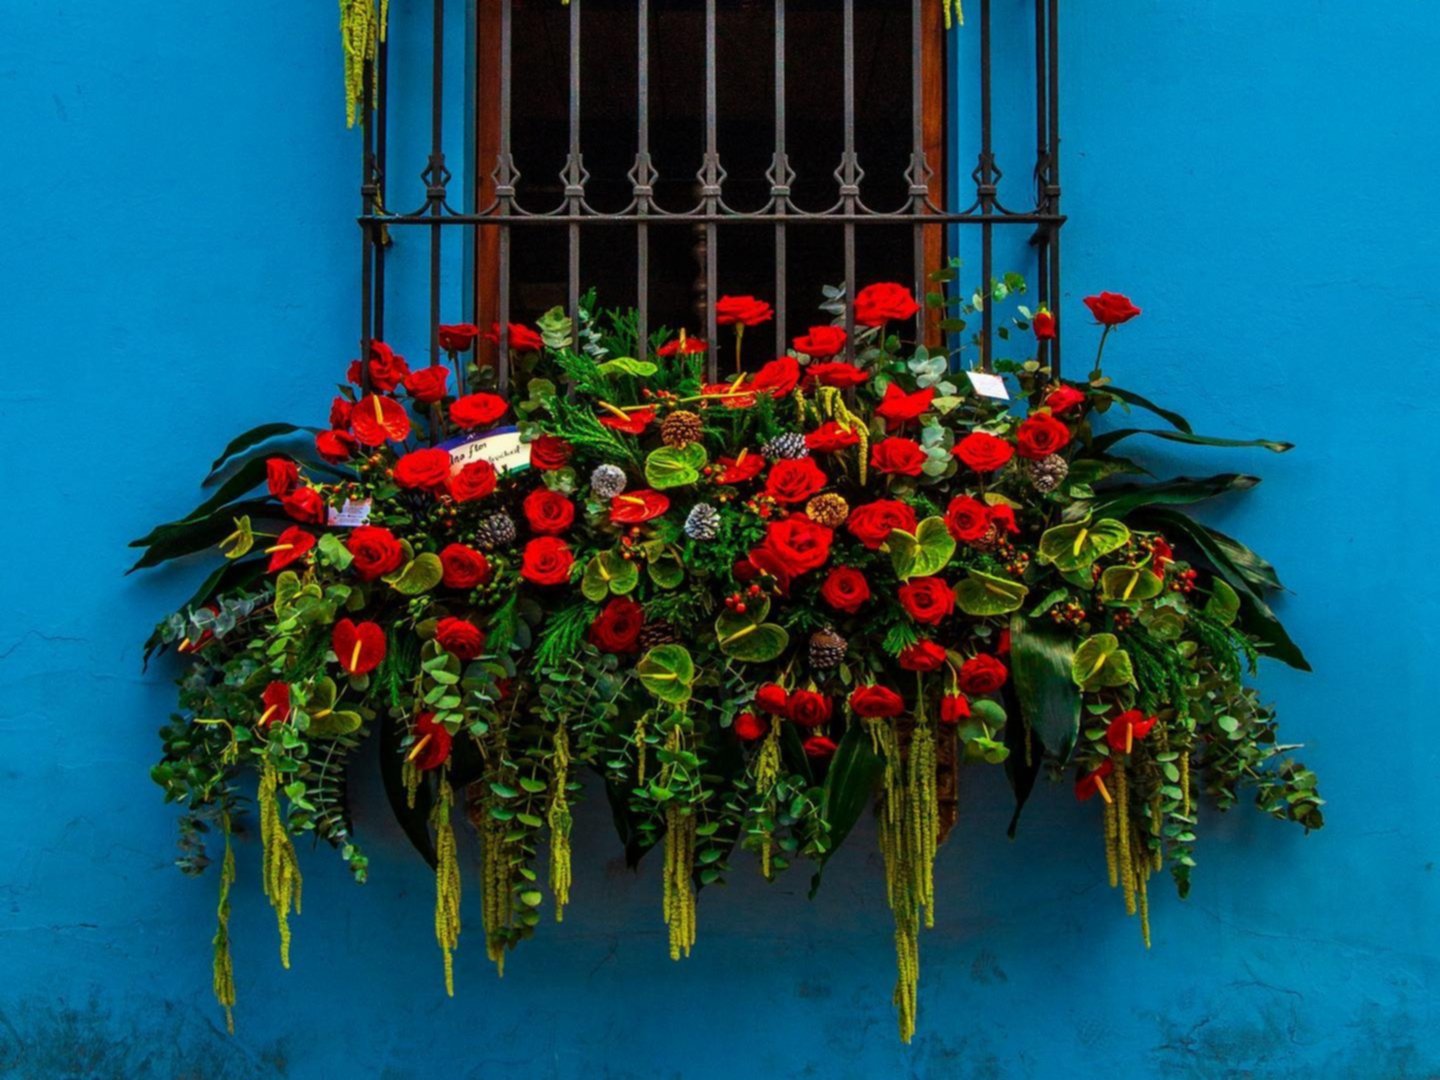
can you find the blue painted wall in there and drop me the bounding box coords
[3,2,1437,1077]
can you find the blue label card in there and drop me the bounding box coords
[442,425,530,475]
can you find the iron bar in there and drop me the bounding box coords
[567,0,582,334]
[978,0,994,371]
[636,0,651,354]
[841,0,857,362]
[1048,0,1062,376]
[360,54,376,396]
[496,0,514,392]
[703,0,718,380]
[428,0,446,371]
[375,39,389,342]
[910,0,926,347]
[772,0,788,355]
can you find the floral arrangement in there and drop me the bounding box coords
[137,273,1321,1040]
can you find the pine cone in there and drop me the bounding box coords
[809,627,847,670]
[661,409,704,448]
[638,620,680,649]
[805,493,850,528]
[1026,453,1069,494]
[761,432,809,460]
[473,512,517,550]
[590,463,627,500]
[684,502,721,541]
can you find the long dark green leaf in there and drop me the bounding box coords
[379,714,437,868]
[1101,385,1194,433]
[1090,473,1260,519]
[126,499,281,573]
[809,721,883,897]
[1091,428,1294,456]
[1009,615,1081,764]
[1001,683,1043,839]
[205,423,313,483]
[132,459,271,544]
[1206,523,1285,591]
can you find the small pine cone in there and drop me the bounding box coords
[661,409,704,448]
[474,512,517,550]
[809,627,848,670]
[638,620,679,650]
[684,502,721,541]
[590,463,628,500]
[1026,453,1069,494]
[805,493,850,528]
[761,432,809,460]
[970,522,1002,553]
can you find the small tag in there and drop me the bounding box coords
[443,425,530,476]
[965,370,1010,401]
[327,499,372,528]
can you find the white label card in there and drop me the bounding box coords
[328,499,373,528]
[444,425,530,476]
[966,370,1011,401]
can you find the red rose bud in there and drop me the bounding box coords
[330,397,354,430]
[529,434,573,471]
[715,295,774,327]
[1105,709,1158,754]
[393,447,455,491]
[733,712,769,741]
[258,681,291,728]
[437,323,481,352]
[899,640,947,672]
[349,341,410,392]
[489,322,545,352]
[765,457,828,505]
[1075,760,1115,803]
[803,735,839,760]
[333,618,387,676]
[588,597,644,654]
[958,653,1008,695]
[952,431,1014,473]
[519,537,575,585]
[1015,413,1071,461]
[752,356,801,397]
[869,437,928,477]
[352,393,412,446]
[846,499,917,550]
[409,712,453,771]
[434,616,486,661]
[939,694,971,725]
[1082,291,1141,326]
[792,325,847,359]
[849,685,905,719]
[266,457,300,498]
[1032,309,1057,340]
[787,690,832,729]
[266,526,316,572]
[1044,385,1087,415]
[403,366,451,404]
[820,566,871,614]
[806,421,860,453]
[756,515,833,576]
[522,488,575,535]
[853,282,920,327]
[945,495,991,543]
[448,460,498,503]
[439,543,490,589]
[316,429,358,463]
[449,393,509,430]
[281,486,327,524]
[898,577,955,626]
[754,684,791,716]
[346,525,404,581]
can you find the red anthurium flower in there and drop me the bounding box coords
[266,526,316,572]
[658,334,707,357]
[258,681,292,729]
[806,421,861,453]
[1032,309,1057,340]
[610,489,671,524]
[529,435,573,471]
[333,618,387,676]
[1106,709,1158,754]
[352,393,412,446]
[765,457,827,504]
[701,381,759,410]
[599,406,656,434]
[805,362,870,389]
[733,712,769,741]
[281,487,327,524]
[939,694,971,725]
[403,366,450,404]
[1015,413,1071,461]
[409,712,453,771]
[450,393,510,430]
[787,690,832,729]
[803,735,839,760]
[899,640,947,672]
[1151,537,1175,578]
[1045,385,1087,415]
[1083,292,1141,326]
[717,450,766,484]
[953,431,1014,473]
[393,448,454,491]
[754,684,791,716]
[870,437,928,477]
[1075,760,1115,803]
[438,324,480,352]
[849,685,905,718]
[266,458,300,498]
[854,282,920,327]
[488,322,545,352]
[752,356,801,397]
[792,325,847,359]
[958,654,1008,695]
[820,566,871,613]
[715,295,774,327]
[316,429,358,463]
[874,382,935,432]
[435,616,486,661]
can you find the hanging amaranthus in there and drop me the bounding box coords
[754,721,783,879]
[339,0,388,128]
[258,759,301,969]
[212,812,236,1034]
[943,0,964,32]
[660,724,697,961]
[547,725,573,922]
[433,778,462,996]
[479,792,514,975]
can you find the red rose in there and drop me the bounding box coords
[757,514,833,576]
[438,323,480,352]
[899,640,947,672]
[1083,291,1141,326]
[330,397,354,430]
[448,460,498,503]
[846,499,917,550]
[393,447,454,491]
[1032,310,1057,340]
[439,542,491,589]
[849,685,905,718]
[450,393,509,430]
[953,431,1013,473]
[988,504,1019,535]
[403,366,450,404]
[875,382,935,432]
[658,334,707,357]
[588,597,644,654]
[803,735,839,760]
[1106,709,1158,753]
[806,421,860,453]
[939,694,971,725]
[945,496,991,543]
[435,616,486,661]
[281,486,326,524]
[259,681,291,728]
[522,488,575,535]
[411,712,453,771]
[316,429,358,463]
[733,712,768,741]
[958,653,1008,695]
[530,434,573,471]
[489,322,545,352]
[352,394,412,446]
[715,295,773,327]
[1044,385,1087,415]
[1015,413,1071,460]
[805,362,870,389]
[870,437,927,477]
[350,341,411,392]
[266,526,315,572]
[346,525,404,580]
[898,576,955,625]
[765,457,827,505]
[599,407,655,434]
[520,537,575,585]
[754,684,790,716]
[266,458,299,497]
[820,566,871,613]
[787,690,832,729]
[854,283,919,327]
[753,356,801,397]
[717,452,766,485]
[610,489,670,524]
[333,618,386,675]
[792,325,847,359]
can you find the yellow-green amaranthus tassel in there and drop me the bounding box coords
[755,721,782,880]
[663,801,697,961]
[548,726,573,922]
[339,0,388,128]
[212,812,236,1034]
[258,759,302,969]
[433,779,461,996]
[943,0,964,31]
